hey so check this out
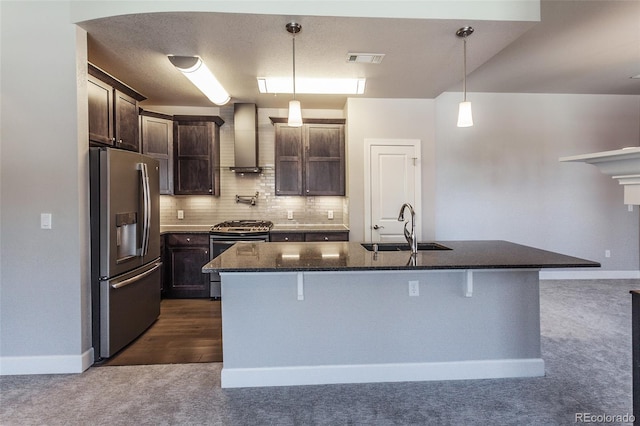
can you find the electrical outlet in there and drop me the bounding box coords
[177,210,184,220]
[408,280,419,297]
[629,205,634,212]
[328,210,334,220]
[287,210,294,220]
[605,249,611,258]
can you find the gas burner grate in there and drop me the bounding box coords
[210,220,273,234]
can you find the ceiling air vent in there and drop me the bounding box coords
[346,53,385,64]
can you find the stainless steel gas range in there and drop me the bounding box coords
[209,220,273,298]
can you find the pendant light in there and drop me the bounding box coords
[456,26,474,128]
[286,22,303,127]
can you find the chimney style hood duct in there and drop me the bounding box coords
[230,103,262,173]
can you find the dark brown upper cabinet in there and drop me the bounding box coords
[141,110,174,195]
[87,75,113,146]
[305,124,345,196]
[273,119,345,196]
[173,115,224,196]
[274,124,304,195]
[87,64,146,152]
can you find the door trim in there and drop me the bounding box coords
[364,139,422,242]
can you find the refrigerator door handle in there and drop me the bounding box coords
[138,162,151,257]
[111,261,162,289]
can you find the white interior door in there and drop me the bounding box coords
[365,139,421,242]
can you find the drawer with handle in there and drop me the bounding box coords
[166,233,209,246]
[304,232,349,242]
[270,232,305,242]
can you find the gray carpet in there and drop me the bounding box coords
[1,279,637,425]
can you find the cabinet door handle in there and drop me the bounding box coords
[186,238,191,242]
[324,237,329,241]
[284,237,289,241]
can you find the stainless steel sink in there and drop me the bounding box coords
[361,242,451,252]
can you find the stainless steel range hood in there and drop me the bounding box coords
[230,103,261,173]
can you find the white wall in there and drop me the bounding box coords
[0,1,92,373]
[435,92,640,275]
[345,98,437,242]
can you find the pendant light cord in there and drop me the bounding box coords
[292,34,297,101]
[462,36,467,102]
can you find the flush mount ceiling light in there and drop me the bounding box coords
[456,26,474,128]
[286,22,303,127]
[257,77,366,95]
[168,55,230,105]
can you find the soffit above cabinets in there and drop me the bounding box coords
[77,1,639,109]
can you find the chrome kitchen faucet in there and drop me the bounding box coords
[397,203,417,255]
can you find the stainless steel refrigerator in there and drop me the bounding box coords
[90,147,162,360]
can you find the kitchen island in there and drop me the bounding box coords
[202,240,598,388]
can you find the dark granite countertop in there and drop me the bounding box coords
[202,240,600,273]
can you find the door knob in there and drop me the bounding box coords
[373,225,384,230]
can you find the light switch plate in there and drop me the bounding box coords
[287,210,294,220]
[41,213,52,229]
[328,210,334,220]
[177,210,184,220]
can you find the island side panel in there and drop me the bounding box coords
[220,269,543,387]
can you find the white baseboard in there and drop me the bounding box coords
[220,358,545,388]
[0,348,94,375]
[540,269,640,280]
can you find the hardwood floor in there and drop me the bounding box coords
[101,299,222,366]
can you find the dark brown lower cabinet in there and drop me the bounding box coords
[632,290,640,424]
[269,232,305,242]
[305,231,349,242]
[165,233,210,298]
[270,231,349,242]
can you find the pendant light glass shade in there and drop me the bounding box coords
[457,101,473,127]
[288,100,303,127]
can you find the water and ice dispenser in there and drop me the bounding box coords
[115,212,137,262]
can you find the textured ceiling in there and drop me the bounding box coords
[79,1,640,110]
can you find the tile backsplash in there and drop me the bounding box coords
[158,105,349,227]
[160,194,348,226]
